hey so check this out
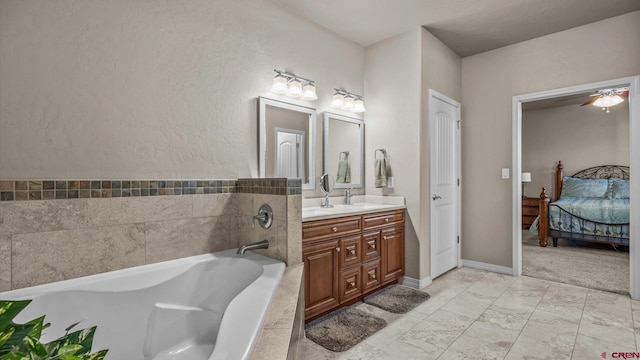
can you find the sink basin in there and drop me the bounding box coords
[302,203,403,220]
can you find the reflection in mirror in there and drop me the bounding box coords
[323,112,364,189]
[259,97,316,190]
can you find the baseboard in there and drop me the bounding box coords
[401,275,432,289]
[461,260,513,275]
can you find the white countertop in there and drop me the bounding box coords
[302,195,406,221]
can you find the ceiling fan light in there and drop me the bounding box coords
[592,94,624,108]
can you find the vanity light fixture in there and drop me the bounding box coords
[270,69,317,100]
[331,88,365,113]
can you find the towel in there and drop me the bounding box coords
[374,158,387,188]
[336,153,351,183]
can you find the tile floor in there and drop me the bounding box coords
[304,267,640,359]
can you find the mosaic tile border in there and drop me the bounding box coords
[0,178,302,201]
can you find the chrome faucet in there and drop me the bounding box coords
[237,240,269,255]
[345,189,353,205]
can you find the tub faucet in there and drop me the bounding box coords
[345,189,353,205]
[237,240,269,254]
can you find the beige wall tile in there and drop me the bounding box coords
[87,196,193,226]
[145,215,238,264]
[0,235,10,291]
[0,200,88,236]
[12,224,145,289]
[192,193,238,217]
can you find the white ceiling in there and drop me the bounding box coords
[272,0,640,57]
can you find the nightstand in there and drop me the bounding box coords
[522,197,539,229]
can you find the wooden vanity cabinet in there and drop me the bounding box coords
[302,209,405,321]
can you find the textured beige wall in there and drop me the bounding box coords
[461,11,640,267]
[363,27,461,280]
[523,103,630,198]
[364,28,422,278]
[0,0,364,180]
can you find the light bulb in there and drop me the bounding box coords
[301,83,317,100]
[270,75,288,94]
[287,80,302,98]
[592,95,624,108]
[342,96,354,111]
[353,99,366,113]
[331,94,344,108]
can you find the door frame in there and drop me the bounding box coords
[429,89,462,279]
[511,75,640,299]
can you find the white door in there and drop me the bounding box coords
[275,128,305,179]
[430,90,461,279]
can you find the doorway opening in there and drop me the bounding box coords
[511,76,640,299]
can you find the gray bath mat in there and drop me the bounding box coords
[363,285,430,313]
[305,307,386,352]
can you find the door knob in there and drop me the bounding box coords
[432,194,442,200]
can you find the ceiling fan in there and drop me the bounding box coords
[581,87,629,112]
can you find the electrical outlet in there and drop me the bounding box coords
[501,168,510,179]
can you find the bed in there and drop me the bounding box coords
[531,161,630,248]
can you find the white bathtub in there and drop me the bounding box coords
[0,249,285,360]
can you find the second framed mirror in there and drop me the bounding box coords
[323,112,364,189]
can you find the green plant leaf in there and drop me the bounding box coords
[0,300,32,333]
[57,344,83,355]
[1,351,28,360]
[85,349,108,360]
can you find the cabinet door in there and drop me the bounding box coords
[381,226,405,283]
[303,240,340,319]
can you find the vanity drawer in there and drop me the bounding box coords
[303,216,362,243]
[362,231,381,262]
[362,259,382,293]
[339,235,362,270]
[362,210,405,230]
[339,266,362,303]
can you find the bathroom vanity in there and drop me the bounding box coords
[301,199,405,321]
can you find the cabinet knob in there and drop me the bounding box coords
[349,249,355,255]
[368,243,375,249]
[335,247,341,252]
[369,273,376,279]
[349,281,356,288]
[385,218,389,223]
[383,236,388,240]
[332,227,338,232]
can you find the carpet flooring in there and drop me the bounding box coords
[363,284,431,313]
[522,232,629,294]
[304,306,386,352]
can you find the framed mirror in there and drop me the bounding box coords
[323,112,364,189]
[258,96,316,190]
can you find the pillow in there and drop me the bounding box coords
[608,178,630,199]
[560,177,609,198]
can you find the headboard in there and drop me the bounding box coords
[554,160,630,201]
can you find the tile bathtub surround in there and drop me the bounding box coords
[0,178,303,290]
[304,268,640,360]
[0,179,239,201]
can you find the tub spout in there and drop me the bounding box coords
[237,240,269,254]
